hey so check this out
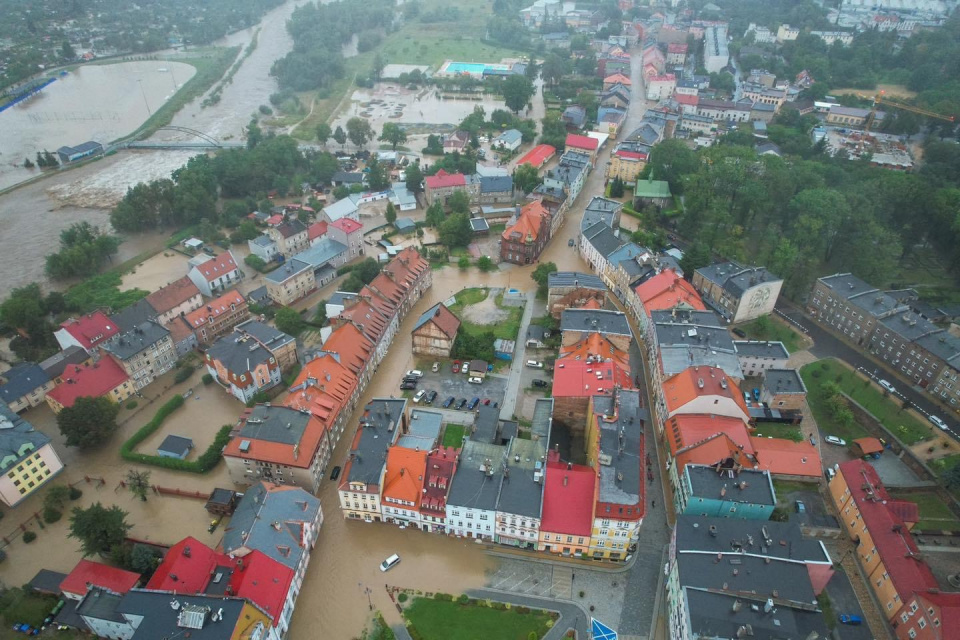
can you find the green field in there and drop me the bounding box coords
[449,287,524,341]
[752,423,804,442]
[404,597,553,640]
[800,359,933,445]
[735,316,808,354]
[891,490,960,531]
[441,424,466,448]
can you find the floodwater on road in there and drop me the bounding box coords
[0,61,197,191]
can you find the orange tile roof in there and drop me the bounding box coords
[604,73,632,86]
[145,276,201,314]
[192,251,238,282]
[750,436,821,477]
[665,414,754,457]
[502,201,550,244]
[223,406,328,468]
[359,285,398,319]
[675,433,753,473]
[853,437,884,455]
[285,351,357,409]
[369,272,405,307]
[634,269,705,315]
[164,316,195,344]
[322,322,373,377]
[382,447,428,508]
[559,333,630,367]
[578,298,603,310]
[337,298,390,344]
[662,366,749,419]
[183,290,246,329]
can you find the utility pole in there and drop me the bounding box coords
[137,79,151,115]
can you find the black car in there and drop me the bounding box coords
[456,398,467,410]
[330,465,342,481]
[425,390,438,404]
[402,375,420,383]
[400,380,417,390]
[732,328,747,338]
[468,397,480,410]
[532,379,548,388]
[442,396,455,408]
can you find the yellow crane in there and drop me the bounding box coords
[863,90,955,133]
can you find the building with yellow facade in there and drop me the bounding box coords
[0,401,64,507]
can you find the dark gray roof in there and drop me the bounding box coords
[346,399,406,485]
[77,587,126,623]
[0,363,50,403]
[878,312,941,342]
[471,404,502,444]
[685,589,829,640]
[328,291,358,307]
[816,272,909,320]
[110,299,158,333]
[581,196,623,231]
[591,390,642,506]
[914,331,960,368]
[548,272,605,290]
[762,368,806,395]
[684,465,775,506]
[446,439,506,512]
[497,434,547,518]
[29,568,68,594]
[653,318,733,350]
[221,481,321,571]
[234,320,295,353]
[295,237,348,269]
[238,404,312,446]
[480,175,513,194]
[58,141,102,155]
[264,258,312,284]
[582,222,623,259]
[333,171,364,183]
[394,217,416,232]
[527,325,548,340]
[696,261,780,297]
[470,217,490,232]
[733,340,789,359]
[116,590,248,640]
[39,345,89,380]
[678,553,816,605]
[654,312,741,378]
[675,515,830,564]
[246,285,270,305]
[207,334,274,375]
[560,308,631,336]
[101,321,170,361]
[0,402,53,472]
[157,434,193,457]
[651,309,724,327]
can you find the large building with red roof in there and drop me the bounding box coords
[45,358,133,412]
[54,311,120,354]
[186,250,241,297]
[516,144,556,170]
[657,365,750,431]
[633,269,705,318]
[895,590,960,640]
[60,559,140,601]
[424,169,480,206]
[565,134,600,164]
[144,276,203,325]
[181,289,250,346]
[552,333,633,430]
[538,457,597,556]
[500,200,551,265]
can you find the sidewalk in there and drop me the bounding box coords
[499,293,536,420]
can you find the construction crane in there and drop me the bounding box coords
[863,90,956,133]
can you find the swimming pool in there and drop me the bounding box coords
[443,62,488,75]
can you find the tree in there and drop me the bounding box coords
[540,112,567,149]
[679,242,711,276]
[502,75,535,114]
[333,126,347,148]
[514,163,542,194]
[405,162,424,193]
[372,53,386,82]
[476,256,496,272]
[69,503,132,557]
[945,463,960,489]
[275,307,306,336]
[366,157,389,191]
[447,190,471,215]
[458,255,470,270]
[315,122,332,146]
[385,201,397,224]
[439,213,472,248]
[425,202,445,227]
[60,40,76,60]
[379,122,408,150]
[609,176,625,198]
[23,157,34,169]
[125,470,151,502]
[244,254,267,272]
[347,117,374,148]
[314,303,328,326]
[57,396,120,448]
[531,262,558,297]
[44,485,71,512]
[130,543,161,573]
[246,118,263,150]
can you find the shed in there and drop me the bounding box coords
[29,569,68,595]
[470,217,490,234]
[494,339,515,361]
[182,237,204,250]
[205,488,239,516]
[394,217,417,234]
[468,359,489,378]
[157,435,193,459]
[852,437,884,458]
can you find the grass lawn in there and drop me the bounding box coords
[752,423,804,442]
[736,316,808,354]
[930,453,960,476]
[404,597,553,640]
[441,424,466,448]
[773,479,815,497]
[890,490,960,530]
[800,359,933,445]
[449,287,524,341]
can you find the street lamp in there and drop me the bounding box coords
[359,582,373,610]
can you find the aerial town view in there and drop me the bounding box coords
[4,0,960,638]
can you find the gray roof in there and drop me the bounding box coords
[116,590,248,640]
[626,123,661,146]
[207,335,275,375]
[914,331,960,368]
[581,196,623,231]
[235,320,295,353]
[77,587,126,623]
[412,303,449,333]
[237,404,312,447]
[110,299,158,333]
[446,439,506,512]
[817,272,875,300]
[480,175,513,194]
[329,291,358,307]
[323,197,359,221]
[818,273,910,318]
[606,243,648,266]
[684,465,775,506]
[495,129,522,145]
[247,285,270,305]
[762,368,806,395]
[346,399,406,485]
[221,481,321,571]
[101,321,170,361]
[394,217,416,232]
[471,404,502,444]
[675,515,830,564]
[548,154,589,188]
[548,271,605,290]
[733,340,789,359]
[592,390,642,506]
[333,171,364,183]
[157,434,193,457]
[396,409,442,450]
[250,234,275,248]
[39,345,89,380]
[470,217,490,232]
[685,588,829,640]
[0,402,53,471]
[498,435,547,519]
[275,218,307,239]
[58,141,102,155]
[0,363,50,403]
[264,258,312,284]
[29,568,68,594]
[294,238,348,269]
[878,312,941,342]
[560,308,631,336]
[659,341,743,380]
[582,222,623,259]
[678,553,816,605]
[696,261,780,296]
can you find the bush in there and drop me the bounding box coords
[490,601,507,610]
[458,256,470,270]
[174,366,195,383]
[458,594,469,604]
[398,592,408,603]
[42,507,61,523]
[244,254,268,272]
[434,593,453,601]
[69,487,83,500]
[22,531,37,543]
[125,400,138,410]
[516,606,530,614]
[120,396,230,473]
[202,373,214,385]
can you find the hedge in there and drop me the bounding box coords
[120,395,231,473]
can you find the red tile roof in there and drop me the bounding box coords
[382,447,428,507]
[307,221,328,241]
[60,559,139,597]
[666,414,754,457]
[413,303,460,340]
[634,269,705,315]
[285,351,358,411]
[502,200,550,244]
[650,73,676,83]
[266,214,284,226]
[674,93,699,106]
[552,359,633,398]
[145,277,201,315]
[425,169,466,190]
[603,73,632,86]
[331,217,362,234]
[541,461,596,537]
[615,150,648,161]
[223,406,329,468]
[337,298,390,344]
[565,134,599,151]
[227,549,294,623]
[47,359,129,408]
[183,290,246,329]
[59,311,119,350]
[675,433,753,473]
[578,298,603,310]
[191,251,238,282]
[516,144,556,169]
[147,537,233,594]
[750,436,821,478]
[559,333,630,366]
[421,447,458,515]
[667,43,689,53]
[322,322,373,377]
[662,366,749,420]
[853,437,884,455]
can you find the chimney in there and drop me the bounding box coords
[563,475,568,487]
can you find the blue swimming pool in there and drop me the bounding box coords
[444,62,488,75]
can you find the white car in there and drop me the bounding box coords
[824,435,847,446]
[461,362,469,374]
[405,370,424,379]
[468,376,483,384]
[526,360,544,369]
[380,554,400,572]
[413,390,426,403]
[431,362,440,373]
[878,379,897,394]
[929,415,949,430]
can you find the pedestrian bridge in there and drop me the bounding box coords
[120,126,243,150]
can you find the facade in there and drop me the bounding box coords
[101,321,176,390]
[478,175,515,206]
[380,446,428,529]
[55,311,120,354]
[424,170,481,207]
[328,217,364,262]
[284,351,359,453]
[868,312,960,391]
[666,42,688,65]
[264,259,317,306]
[420,447,458,534]
[676,465,776,520]
[538,457,596,557]
[734,340,790,376]
[646,74,677,101]
[249,235,279,262]
[894,591,960,640]
[657,365,750,432]
[692,261,783,323]
[0,403,64,507]
[205,334,282,403]
[0,363,54,412]
[182,290,250,346]
[446,439,505,540]
[45,359,133,413]
[266,219,310,258]
[492,129,523,152]
[808,272,909,345]
[500,201,552,265]
[760,368,807,411]
[187,251,241,297]
[547,272,606,318]
[411,302,460,357]
[144,276,203,325]
[339,399,407,522]
[580,222,623,278]
[607,148,647,186]
[697,98,753,123]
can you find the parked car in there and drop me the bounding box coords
[838,614,863,626]
[413,390,426,403]
[400,380,417,390]
[379,554,401,572]
[330,465,342,481]
[432,362,440,373]
[824,435,846,446]
[568,239,575,247]
[461,362,470,374]
[526,360,544,368]
[452,360,461,373]
[532,379,548,388]
[426,390,438,404]
[468,397,481,410]
[732,328,746,338]
[457,398,468,410]
[468,376,483,384]
[878,379,897,394]
[405,370,424,379]
[795,500,806,513]
[825,467,836,481]
[929,415,949,430]
[442,396,455,408]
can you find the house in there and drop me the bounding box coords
[516,144,556,170]
[633,269,705,318]
[424,170,480,207]
[658,365,750,431]
[580,196,622,233]
[100,321,175,390]
[182,290,250,346]
[56,141,103,164]
[477,174,514,206]
[579,221,622,278]
[676,465,776,520]
[380,447,428,530]
[492,129,523,152]
[602,73,632,91]
[156,434,193,459]
[294,237,348,279]
[59,559,139,601]
[446,439,505,540]
[264,259,317,306]
[646,73,676,101]
[666,42,688,65]
[322,196,360,224]
[109,298,158,333]
[734,340,789,376]
[205,332,282,403]
[186,251,241,297]
[552,338,632,428]
[673,93,699,116]
[547,271,606,318]
[330,295,394,366]
[144,277,203,325]
[323,322,375,387]
[692,261,783,324]
[332,171,364,187]
[538,457,596,556]
[560,308,631,351]
[45,359,133,413]
[0,363,54,412]
[307,221,328,246]
[500,201,552,265]
[233,319,298,370]
[649,310,743,387]
[760,368,807,411]
[562,105,587,129]
[596,106,627,138]
[248,235,279,262]
[600,85,631,110]
[265,219,310,258]
[55,311,120,354]
[39,346,90,385]
[421,447,459,534]
[411,303,460,357]
[633,176,672,209]
[0,402,64,507]
[325,217,362,262]
[565,134,600,165]
[223,404,335,492]
[284,351,359,451]
[697,98,753,123]
[703,25,729,73]
[679,112,715,135]
[443,130,471,153]
[338,399,407,522]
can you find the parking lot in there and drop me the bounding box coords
[401,363,509,413]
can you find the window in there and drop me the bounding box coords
[918,619,926,629]
[908,629,916,639]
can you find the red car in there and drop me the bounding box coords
[451,360,461,373]
[483,398,491,405]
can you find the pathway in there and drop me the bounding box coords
[499,294,536,420]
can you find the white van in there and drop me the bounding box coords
[878,379,897,394]
[380,554,400,572]
[929,415,949,430]
[468,376,483,384]
[526,360,544,368]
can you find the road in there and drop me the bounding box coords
[499,294,537,420]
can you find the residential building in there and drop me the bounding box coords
[187,251,241,297]
[101,321,176,390]
[894,591,960,640]
[38,346,90,385]
[547,272,607,318]
[285,351,359,450]
[580,196,622,233]
[811,30,854,46]
[600,85,631,110]
[264,259,317,306]
[424,170,480,207]
[478,175,515,206]
[307,220,328,246]
[45,359,133,413]
[760,368,807,411]
[703,25,729,72]
[0,363,54,412]
[500,201,551,265]
[293,238,348,286]
[553,335,633,429]
[580,222,623,277]
[325,291,358,320]
[322,322,375,389]
[442,130,470,153]
[562,105,587,129]
[679,112,715,135]
[266,219,310,258]
[420,447,458,534]
[380,447,428,530]
[697,98,753,123]
[369,248,432,319]
[607,147,647,186]
[560,307,632,352]
[328,217,364,262]
[646,73,677,101]
[676,465,776,519]
[777,24,800,41]
[658,365,750,431]
[602,73,632,91]
[734,340,790,376]
[234,320,298,370]
[109,299,158,333]
[516,144,556,170]
[692,261,783,324]
[868,312,960,391]
[586,390,643,560]
[665,413,755,486]
[411,302,460,357]
[808,272,909,345]
[55,311,120,354]
[446,439,505,540]
[565,134,600,165]
[144,276,203,325]
[538,457,597,556]
[492,129,523,152]
[597,106,627,138]
[322,196,360,224]
[666,42,688,65]
[0,402,64,507]
[182,290,250,346]
[339,399,407,522]
[633,269,705,320]
[205,334,282,403]
[59,559,139,601]
[249,235,279,262]
[649,310,743,388]
[223,404,335,492]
